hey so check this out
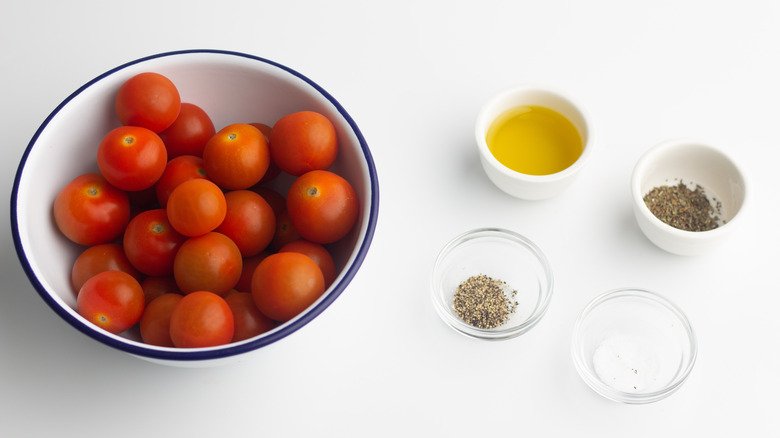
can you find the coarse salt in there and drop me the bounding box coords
[592,333,662,393]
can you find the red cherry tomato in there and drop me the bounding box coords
[249,122,272,141]
[251,186,286,218]
[140,293,182,347]
[249,122,281,184]
[140,275,182,305]
[286,170,359,244]
[234,252,271,292]
[202,123,270,190]
[216,190,276,257]
[123,209,187,277]
[251,252,325,322]
[97,125,167,191]
[279,239,337,288]
[158,103,216,158]
[270,209,300,251]
[270,111,338,176]
[53,173,130,246]
[71,243,142,294]
[173,232,242,296]
[77,270,145,334]
[115,72,181,133]
[166,178,227,237]
[225,292,275,342]
[154,155,208,208]
[169,291,234,348]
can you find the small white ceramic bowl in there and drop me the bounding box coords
[430,228,554,340]
[475,84,594,200]
[631,138,747,256]
[10,50,379,367]
[571,288,697,404]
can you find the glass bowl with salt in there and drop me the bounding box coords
[571,288,697,404]
[430,228,553,340]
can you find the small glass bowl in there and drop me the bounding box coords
[430,228,553,340]
[571,288,697,404]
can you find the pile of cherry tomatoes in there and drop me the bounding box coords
[53,72,359,348]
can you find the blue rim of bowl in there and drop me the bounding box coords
[10,49,380,362]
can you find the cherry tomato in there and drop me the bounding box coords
[251,186,286,218]
[202,123,270,190]
[270,111,337,176]
[140,275,182,305]
[158,103,216,158]
[286,170,359,244]
[279,240,337,288]
[97,125,167,191]
[77,270,145,334]
[169,291,234,348]
[225,292,275,342]
[53,173,130,246]
[139,293,182,347]
[123,209,187,277]
[251,252,325,322]
[234,252,271,292]
[271,209,300,250]
[249,122,281,184]
[155,155,208,208]
[71,243,142,294]
[249,122,272,141]
[173,232,242,296]
[166,178,227,237]
[115,72,181,133]
[216,190,276,257]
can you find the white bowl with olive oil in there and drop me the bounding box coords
[475,84,593,200]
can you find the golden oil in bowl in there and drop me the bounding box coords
[486,105,582,176]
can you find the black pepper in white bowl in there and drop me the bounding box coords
[631,138,747,256]
[430,228,553,340]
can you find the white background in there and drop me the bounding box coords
[2,0,779,436]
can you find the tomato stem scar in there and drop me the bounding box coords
[307,187,319,197]
[228,133,237,140]
[123,136,135,146]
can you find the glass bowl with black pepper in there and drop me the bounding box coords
[430,228,553,340]
[631,138,747,256]
[570,288,697,404]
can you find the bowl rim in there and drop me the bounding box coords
[10,48,380,361]
[570,287,698,404]
[474,83,595,183]
[630,137,748,241]
[430,227,554,340]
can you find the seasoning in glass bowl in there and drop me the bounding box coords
[642,180,722,231]
[453,274,518,329]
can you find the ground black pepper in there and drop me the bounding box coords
[643,181,722,231]
[453,274,518,329]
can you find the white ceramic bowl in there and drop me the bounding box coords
[10,49,379,366]
[571,288,697,404]
[430,228,554,340]
[631,138,747,256]
[475,84,594,200]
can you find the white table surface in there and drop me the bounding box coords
[2,1,779,436]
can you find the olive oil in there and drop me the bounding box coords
[486,105,583,175]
